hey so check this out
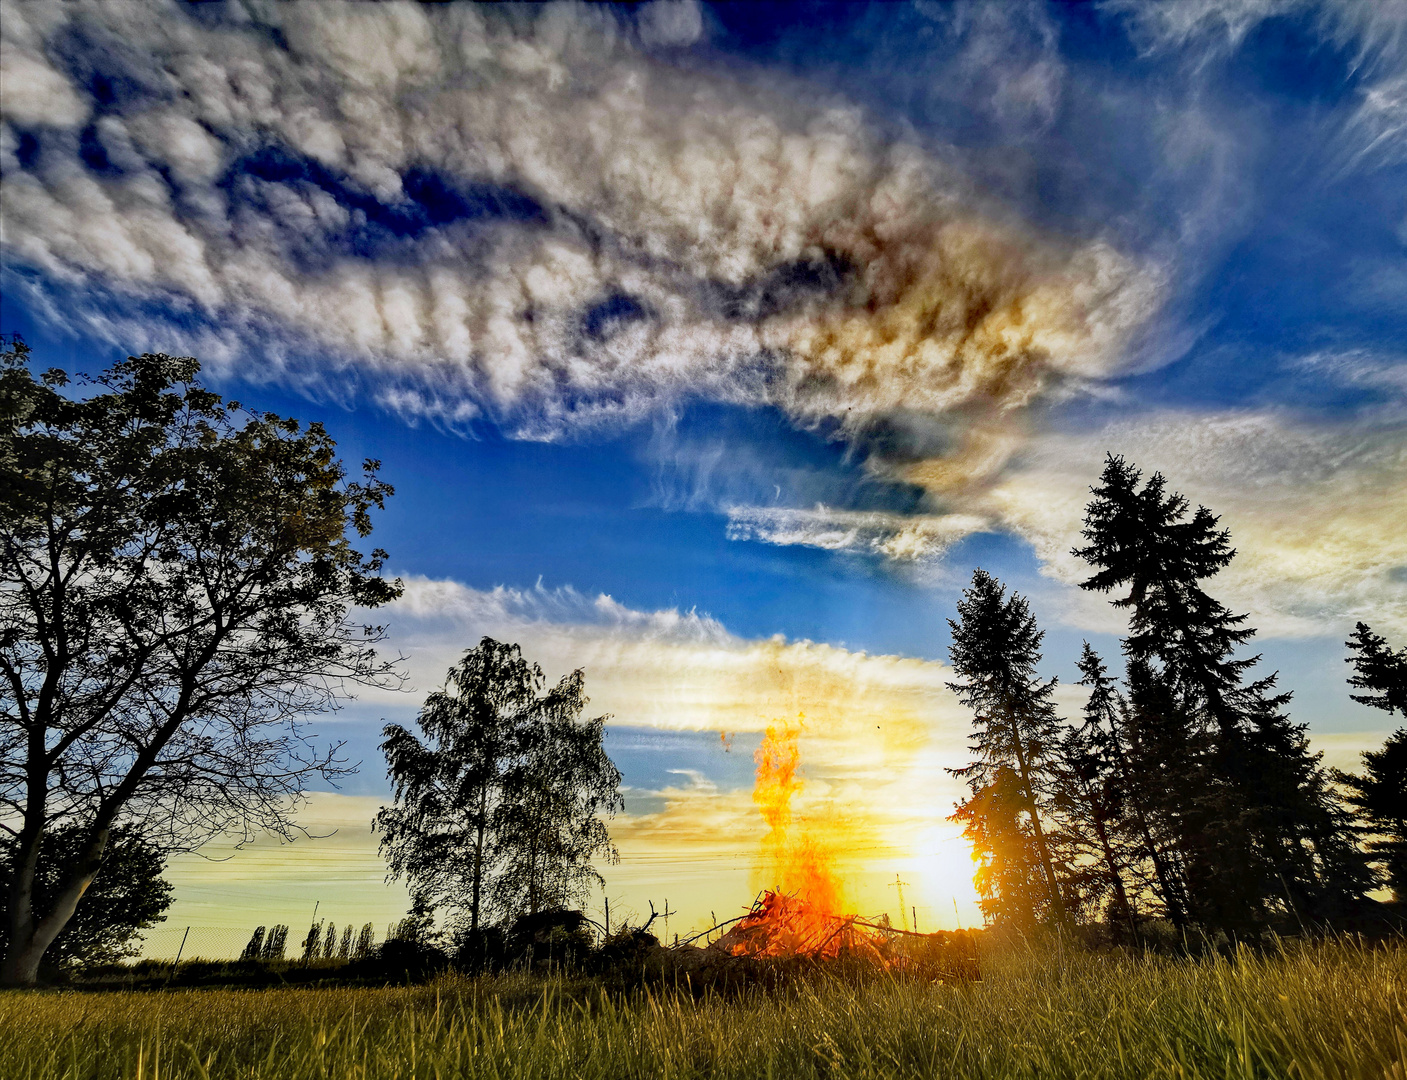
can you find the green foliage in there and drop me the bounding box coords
[0,337,401,984]
[1071,454,1368,933]
[0,939,1402,1079]
[0,823,172,970]
[377,638,623,944]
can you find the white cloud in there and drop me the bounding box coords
[1,1,1163,462]
[375,576,966,752]
[968,409,1407,639]
[725,504,991,563]
[636,0,705,50]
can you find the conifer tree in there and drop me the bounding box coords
[1335,729,1407,900]
[1050,643,1151,932]
[1346,623,1407,716]
[946,570,1070,927]
[951,766,1041,928]
[1075,455,1368,930]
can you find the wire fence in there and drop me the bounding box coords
[136,925,260,962]
[136,918,393,962]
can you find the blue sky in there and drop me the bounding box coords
[2,0,1404,939]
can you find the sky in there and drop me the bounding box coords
[1,0,1404,954]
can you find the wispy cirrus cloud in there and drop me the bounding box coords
[725,505,990,564]
[1105,0,1407,168]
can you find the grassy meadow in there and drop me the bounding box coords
[2,938,1403,1080]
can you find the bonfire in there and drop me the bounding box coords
[711,890,887,962]
[703,890,980,981]
[687,717,980,982]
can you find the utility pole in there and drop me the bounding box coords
[891,875,911,932]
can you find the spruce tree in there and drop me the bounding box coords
[1335,729,1407,900]
[951,766,1041,928]
[1074,456,1253,735]
[1075,455,1369,931]
[946,570,1070,927]
[1346,623,1407,716]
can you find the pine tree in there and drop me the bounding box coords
[1050,643,1149,933]
[1346,623,1407,716]
[1335,729,1407,900]
[951,766,1041,928]
[946,570,1070,927]
[1075,455,1369,931]
[1074,457,1253,735]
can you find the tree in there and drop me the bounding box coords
[489,667,623,919]
[1051,645,1138,932]
[1074,456,1254,736]
[951,765,1041,929]
[1075,454,1368,931]
[0,822,173,971]
[0,339,401,985]
[1346,623,1407,716]
[1335,729,1407,900]
[946,570,1069,927]
[377,638,622,951]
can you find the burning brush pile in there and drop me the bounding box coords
[703,890,979,982]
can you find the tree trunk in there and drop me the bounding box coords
[1104,713,1191,928]
[2,825,108,987]
[1008,715,1069,927]
[470,786,487,938]
[1090,810,1137,937]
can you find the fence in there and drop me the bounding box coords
[136,926,258,962]
[136,920,382,963]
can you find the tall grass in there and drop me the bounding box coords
[1,937,1402,1079]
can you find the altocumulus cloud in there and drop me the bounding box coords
[1,0,1161,451]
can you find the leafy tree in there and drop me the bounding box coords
[0,822,173,971]
[1346,623,1407,716]
[377,638,622,951]
[1335,729,1407,900]
[0,339,401,985]
[946,570,1069,927]
[1075,455,1368,931]
[490,667,623,919]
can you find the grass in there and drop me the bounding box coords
[1,937,1403,1079]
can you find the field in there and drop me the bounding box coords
[1,938,1402,1080]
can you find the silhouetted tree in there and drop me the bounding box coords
[1346,623,1407,716]
[0,339,401,985]
[946,570,1069,927]
[377,638,621,951]
[0,823,173,971]
[241,926,267,961]
[1336,729,1407,900]
[263,924,289,960]
[491,667,623,919]
[951,766,1040,928]
[1051,645,1137,932]
[1075,455,1368,930]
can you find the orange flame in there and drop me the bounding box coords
[752,714,846,915]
